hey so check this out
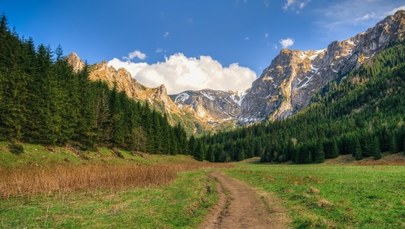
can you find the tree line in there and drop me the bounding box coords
[195,41,405,163]
[0,15,188,154]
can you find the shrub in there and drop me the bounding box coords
[112,148,125,159]
[8,142,24,155]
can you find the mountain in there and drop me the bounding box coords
[66,54,215,135]
[87,61,181,114]
[196,31,405,163]
[0,15,189,154]
[66,11,405,132]
[66,54,181,114]
[66,52,85,73]
[240,10,405,122]
[171,89,244,126]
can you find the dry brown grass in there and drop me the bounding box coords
[0,162,228,198]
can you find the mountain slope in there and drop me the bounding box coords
[0,15,189,154]
[240,10,405,122]
[67,53,209,135]
[196,38,405,163]
[171,89,244,127]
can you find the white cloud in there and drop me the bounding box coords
[130,51,146,60]
[386,5,405,16]
[155,48,166,53]
[108,53,257,94]
[264,33,269,38]
[283,0,310,11]
[283,0,295,10]
[244,36,250,41]
[317,1,405,30]
[125,50,146,61]
[279,38,294,49]
[163,32,170,38]
[355,13,377,22]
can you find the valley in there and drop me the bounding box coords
[1,144,403,228]
[1,3,405,229]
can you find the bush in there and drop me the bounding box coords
[8,142,24,155]
[112,148,124,159]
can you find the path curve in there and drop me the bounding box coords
[200,172,290,229]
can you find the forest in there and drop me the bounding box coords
[0,15,188,154]
[195,41,405,163]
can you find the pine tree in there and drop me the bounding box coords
[189,136,196,155]
[330,139,339,158]
[403,137,405,155]
[206,145,215,162]
[194,141,205,161]
[354,138,363,160]
[314,142,325,163]
[372,137,382,160]
[389,133,398,153]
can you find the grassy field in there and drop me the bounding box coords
[0,141,221,228]
[2,142,404,228]
[226,160,405,228]
[0,141,196,168]
[0,170,217,228]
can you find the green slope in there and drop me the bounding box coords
[198,41,405,163]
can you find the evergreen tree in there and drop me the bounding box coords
[332,140,338,158]
[388,133,398,153]
[314,142,325,163]
[372,137,382,160]
[354,139,363,160]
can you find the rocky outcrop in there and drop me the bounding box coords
[66,52,85,73]
[240,10,405,122]
[171,89,244,125]
[89,62,180,114]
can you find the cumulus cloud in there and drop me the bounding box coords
[279,38,294,49]
[123,50,146,61]
[108,53,257,94]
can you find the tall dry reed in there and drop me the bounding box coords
[0,162,223,198]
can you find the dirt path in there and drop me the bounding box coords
[200,172,290,229]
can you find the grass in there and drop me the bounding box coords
[0,141,225,198]
[225,161,405,228]
[0,141,225,228]
[0,170,217,228]
[0,164,178,198]
[0,141,198,168]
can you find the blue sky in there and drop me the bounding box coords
[2,0,405,93]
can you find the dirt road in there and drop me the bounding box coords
[200,172,290,229]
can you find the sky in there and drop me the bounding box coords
[2,0,405,94]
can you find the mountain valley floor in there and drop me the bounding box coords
[0,143,404,228]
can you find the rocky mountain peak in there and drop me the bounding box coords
[239,10,405,123]
[65,10,405,133]
[66,52,84,73]
[171,89,242,127]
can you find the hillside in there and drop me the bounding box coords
[240,10,405,122]
[195,36,405,163]
[88,11,405,132]
[0,15,188,154]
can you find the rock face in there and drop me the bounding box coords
[66,52,85,73]
[171,89,244,126]
[89,62,180,114]
[240,10,405,122]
